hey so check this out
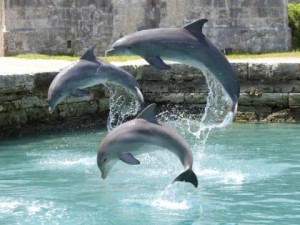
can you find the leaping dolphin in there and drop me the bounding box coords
[106,19,240,113]
[48,46,144,112]
[97,103,198,188]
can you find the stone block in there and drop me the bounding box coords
[240,0,252,7]
[160,93,185,104]
[214,0,225,7]
[184,93,207,104]
[97,98,109,112]
[239,93,289,107]
[289,93,300,107]
[248,63,272,80]
[235,106,257,122]
[257,7,268,18]
[12,96,46,109]
[263,109,295,123]
[229,8,244,19]
[0,74,34,93]
[25,107,49,122]
[136,65,170,81]
[199,0,212,6]
[74,100,99,117]
[271,63,300,80]
[266,0,282,7]
[273,80,300,93]
[141,81,169,93]
[144,93,184,103]
[240,80,273,94]
[6,109,28,126]
[33,72,56,94]
[231,62,248,81]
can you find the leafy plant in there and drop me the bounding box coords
[288,3,300,49]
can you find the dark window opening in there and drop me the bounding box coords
[67,40,72,49]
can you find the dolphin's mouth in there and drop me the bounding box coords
[101,171,107,179]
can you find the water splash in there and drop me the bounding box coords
[158,70,234,151]
[105,83,141,131]
[185,73,234,144]
[152,184,191,210]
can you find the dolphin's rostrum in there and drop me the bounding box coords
[97,103,198,188]
[106,19,240,113]
[48,46,144,112]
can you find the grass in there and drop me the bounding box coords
[226,51,300,59]
[12,54,142,62]
[9,51,300,62]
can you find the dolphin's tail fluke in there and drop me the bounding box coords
[173,169,198,188]
[231,102,238,115]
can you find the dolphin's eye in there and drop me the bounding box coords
[127,46,132,50]
[103,158,107,163]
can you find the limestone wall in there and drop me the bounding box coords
[3,0,113,55]
[1,61,300,139]
[2,0,291,55]
[112,0,291,53]
[0,0,4,56]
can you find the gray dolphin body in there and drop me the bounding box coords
[97,103,198,188]
[48,46,144,112]
[106,19,240,113]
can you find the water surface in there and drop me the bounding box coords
[1,124,299,224]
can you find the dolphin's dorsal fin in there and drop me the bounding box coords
[136,103,157,122]
[80,45,97,61]
[183,19,208,34]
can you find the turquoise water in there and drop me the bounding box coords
[1,124,300,224]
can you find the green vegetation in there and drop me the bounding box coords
[12,54,141,62]
[226,51,300,59]
[11,51,300,62]
[288,3,300,50]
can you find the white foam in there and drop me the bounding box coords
[0,197,66,219]
[0,200,21,213]
[222,171,245,185]
[151,184,192,211]
[39,155,94,166]
[152,198,190,210]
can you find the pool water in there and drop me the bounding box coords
[1,124,300,224]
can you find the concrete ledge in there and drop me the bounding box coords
[1,57,300,139]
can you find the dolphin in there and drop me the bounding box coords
[97,103,198,188]
[47,46,144,112]
[106,19,240,113]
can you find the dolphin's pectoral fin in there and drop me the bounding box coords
[144,56,171,70]
[71,89,90,97]
[173,169,198,188]
[119,153,140,165]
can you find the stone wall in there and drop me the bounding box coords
[0,0,4,56]
[1,61,300,139]
[3,0,113,55]
[112,0,291,53]
[1,0,291,55]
